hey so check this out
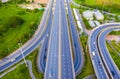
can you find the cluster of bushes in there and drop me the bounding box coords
[5,16,25,28]
[0,16,25,35]
[109,31,120,35]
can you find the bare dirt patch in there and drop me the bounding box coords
[106,35,120,42]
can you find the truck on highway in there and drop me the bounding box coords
[10,58,15,62]
[52,7,55,15]
[92,51,95,57]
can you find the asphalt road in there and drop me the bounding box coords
[61,0,75,78]
[44,0,60,78]
[44,0,75,79]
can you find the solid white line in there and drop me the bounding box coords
[58,1,62,79]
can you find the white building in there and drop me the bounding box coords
[77,21,82,29]
[94,20,100,26]
[94,10,104,20]
[73,8,79,20]
[82,10,93,20]
[88,20,96,27]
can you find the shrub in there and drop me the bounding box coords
[34,8,39,13]
[29,21,37,30]
[26,9,32,12]
[18,10,26,15]
[4,16,25,28]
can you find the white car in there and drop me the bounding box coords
[10,58,15,62]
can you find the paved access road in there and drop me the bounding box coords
[89,23,120,79]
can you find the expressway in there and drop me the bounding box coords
[0,0,53,72]
[61,0,75,78]
[44,0,60,78]
[44,0,75,79]
[89,23,120,79]
[38,0,84,76]
[67,0,84,75]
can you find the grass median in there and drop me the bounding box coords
[76,35,96,79]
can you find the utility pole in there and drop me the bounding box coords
[18,40,28,67]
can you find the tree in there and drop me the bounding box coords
[0,0,2,7]
[34,8,39,13]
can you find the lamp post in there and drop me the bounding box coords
[18,42,28,67]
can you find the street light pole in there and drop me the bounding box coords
[18,42,28,67]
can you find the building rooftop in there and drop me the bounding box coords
[82,10,93,20]
[94,10,104,20]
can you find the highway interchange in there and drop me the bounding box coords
[89,23,120,79]
[0,0,120,79]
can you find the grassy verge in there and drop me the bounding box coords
[1,63,31,79]
[109,31,120,35]
[1,49,43,79]
[106,41,120,70]
[82,18,92,30]
[0,3,43,58]
[76,34,95,79]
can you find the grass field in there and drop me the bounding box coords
[85,0,120,6]
[109,31,120,35]
[0,3,43,58]
[75,0,120,6]
[74,0,120,14]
